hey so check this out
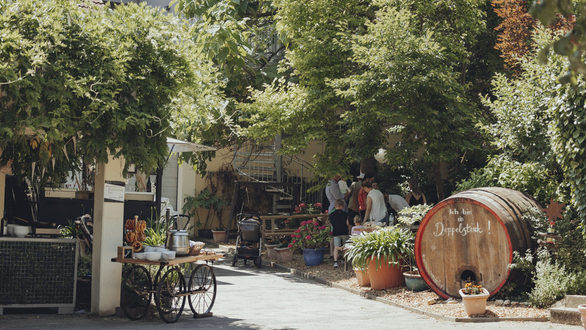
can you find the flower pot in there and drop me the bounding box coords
[459,288,489,316]
[303,248,325,266]
[578,304,586,329]
[367,256,404,290]
[274,247,293,263]
[212,230,227,243]
[354,268,370,286]
[265,244,280,259]
[403,270,429,291]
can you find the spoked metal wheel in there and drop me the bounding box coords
[121,265,152,320]
[187,264,217,317]
[155,267,186,323]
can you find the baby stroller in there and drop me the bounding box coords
[232,214,263,268]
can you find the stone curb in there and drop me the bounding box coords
[266,261,549,323]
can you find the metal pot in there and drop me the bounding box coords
[166,230,190,256]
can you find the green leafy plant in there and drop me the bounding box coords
[529,249,577,307]
[345,226,414,271]
[144,227,166,247]
[396,204,433,227]
[183,188,229,230]
[144,207,169,247]
[289,219,331,250]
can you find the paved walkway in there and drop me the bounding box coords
[0,260,579,329]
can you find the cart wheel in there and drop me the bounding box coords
[155,267,186,323]
[232,254,238,266]
[187,264,217,316]
[121,265,152,320]
[254,255,262,268]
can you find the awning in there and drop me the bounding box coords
[166,137,216,153]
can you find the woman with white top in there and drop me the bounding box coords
[363,181,388,224]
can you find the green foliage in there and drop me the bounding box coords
[345,226,414,271]
[396,204,433,227]
[494,250,536,301]
[182,188,230,229]
[529,249,577,307]
[0,0,225,182]
[144,227,166,247]
[456,155,558,205]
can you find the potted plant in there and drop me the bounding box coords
[396,204,433,231]
[345,226,413,289]
[459,281,490,316]
[290,219,331,266]
[402,234,429,291]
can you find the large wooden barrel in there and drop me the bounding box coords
[415,187,542,298]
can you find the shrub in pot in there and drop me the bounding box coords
[290,219,331,266]
[345,226,413,289]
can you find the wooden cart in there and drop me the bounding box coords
[111,253,223,323]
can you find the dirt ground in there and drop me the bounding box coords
[269,251,549,320]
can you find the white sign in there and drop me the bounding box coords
[104,183,125,202]
[432,207,491,237]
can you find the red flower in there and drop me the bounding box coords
[299,202,307,208]
[295,229,301,233]
[288,244,292,248]
[294,207,301,213]
[319,225,326,230]
[292,240,297,244]
[305,235,312,240]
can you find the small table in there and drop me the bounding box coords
[259,213,327,240]
[112,253,223,323]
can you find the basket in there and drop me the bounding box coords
[189,241,205,256]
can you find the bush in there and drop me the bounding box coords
[345,226,414,270]
[456,155,558,206]
[396,204,433,226]
[529,249,576,307]
[493,250,535,301]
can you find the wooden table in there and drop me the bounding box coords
[259,213,327,240]
[112,253,223,323]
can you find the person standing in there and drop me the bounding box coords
[346,174,362,232]
[358,176,373,220]
[363,181,388,225]
[329,199,349,268]
[325,175,347,214]
[406,179,427,206]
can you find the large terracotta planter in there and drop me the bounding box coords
[274,247,293,263]
[354,268,370,287]
[578,304,586,329]
[459,288,489,316]
[212,230,227,243]
[367,257,404,290]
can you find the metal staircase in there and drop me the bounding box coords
[233,139,322,214]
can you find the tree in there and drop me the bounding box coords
[0,0,224,190]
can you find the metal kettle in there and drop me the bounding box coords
[166,230,190,256]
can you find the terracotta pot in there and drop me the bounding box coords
[274,247,293,263]
[354,268,370,287]
[367,257,404,290]
[578,304,586,329]
[265,244,280,259]
[212,230,227,243]
[459,288,489,316]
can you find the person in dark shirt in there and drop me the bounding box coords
[329,199,349,268]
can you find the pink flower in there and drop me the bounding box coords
[295,229,301,233]
[295,234,301,238]
[305,235,312,240]
[292,240,297,244]
[300,220,308,226]
[325,210,328,214]
[314,202,322,208]
[299,202,307,208]
[288,244,292,248]
[319,225,326,230]
[294,207,301,213]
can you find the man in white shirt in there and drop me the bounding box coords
[363,181,388,224]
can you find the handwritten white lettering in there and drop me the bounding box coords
[432,222,483,237]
